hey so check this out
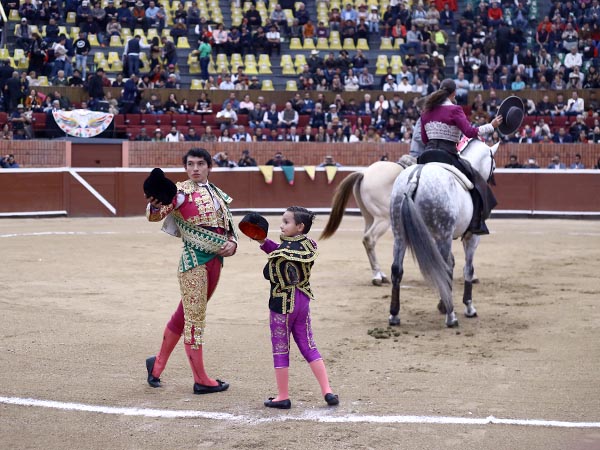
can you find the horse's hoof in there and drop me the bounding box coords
[445,312,458,327]
[472,278,480,284]
[381,277,391,284]
[389,316,401,326]
[465,308,477,318]
[437,300,447,314]
[372,278,383,286]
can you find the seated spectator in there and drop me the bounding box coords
[213,151,237,168]
[233,125,252,142]
[505,155,523,168]
[238,149,257,167]
[0,154,20,167]
[135,127,151,141]
[265,151,293,166]
[523,158,540,169]
[215,103,238,131]
[200,125,217,142]
[164,126,184,142]
[570,153,585,169]
[152,128,164,141]
[277,102,299,128]
[318,155,342,167]
[218,128,234,142]
[547,154,567,168]
[553,127,574,144]
[566,91,585,116]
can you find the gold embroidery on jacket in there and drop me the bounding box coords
[179,264,208,348]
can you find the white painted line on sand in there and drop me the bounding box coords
[1,396,599,428]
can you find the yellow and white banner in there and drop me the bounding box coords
[303,166,316,180]
[52,109,114,138]
[259,165,274,184]
[325,166,338,184]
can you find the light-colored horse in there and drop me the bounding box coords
[321,160,413,285]
[389,139,499,327]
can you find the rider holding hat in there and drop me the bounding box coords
[418,78,503,235]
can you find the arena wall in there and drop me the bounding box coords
[1,167,599,218]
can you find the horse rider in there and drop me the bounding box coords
[417,78,503,235]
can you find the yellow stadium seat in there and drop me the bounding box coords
[88,34,100,46]
[316,37,329,50]
[109,60,123,72]
[289,37,302,50]
[189,61,200,74]
[70,27,81,40]
[121,28,132,39]
[261,79,274,90]
[107,51,120,64]
[191,79,203,89]
[281,54,293,65]
[13,48,25,60]
[94,52,106,63]
[58,26,68,36]
[294,54,307,68]
[9,9,20,21]
[258,63,272,74]
[176,37,191,49]
[146,28,158,40]
[258,54,271,67]
[30,25,40,35]
[380,37,393,50]
[285,80,298,91]
[303,39,315,50]
[282,62,296,75]
[244,62,258,75]
[343,38,356,50]
[0,48,9,59]
[66,11,76,23]
[375,55,389,75]
[356,38,369,50]
[38,76,49,86]
[390,55,402,67]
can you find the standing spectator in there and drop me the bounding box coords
[266,25,281,56]
[161,36,177,67]
[73,31,91,79]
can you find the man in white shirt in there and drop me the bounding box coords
[216,103,238,130]
[165,126,185,142]
[566,91,585,116]
[233,125,252,142]
[563,47,582,70]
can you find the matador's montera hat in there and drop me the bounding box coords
[239,212,269,240]
[143,168,177,205]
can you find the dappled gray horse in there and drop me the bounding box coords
[389,139,499,327]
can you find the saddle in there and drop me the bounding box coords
[405,163,473,195]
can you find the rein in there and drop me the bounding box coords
[460,139,496,186]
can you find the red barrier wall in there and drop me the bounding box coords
[1,168,599,217]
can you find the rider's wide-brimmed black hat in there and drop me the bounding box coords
[239,212,269,240]
[143,168,177,205]
[497,96,524,136]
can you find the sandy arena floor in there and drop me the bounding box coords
[1,216,599,450]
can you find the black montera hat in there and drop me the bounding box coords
[239,212,269,240]
[497,96,524,136]
[143,168,177,205]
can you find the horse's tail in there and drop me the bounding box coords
[320,171,364,240]
[400,193,452,301]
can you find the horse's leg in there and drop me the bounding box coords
[364,217,391,286]
[389,237,406,326]
[437,251,454,315]
[437,238,458,327]
[462,234,480,318]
